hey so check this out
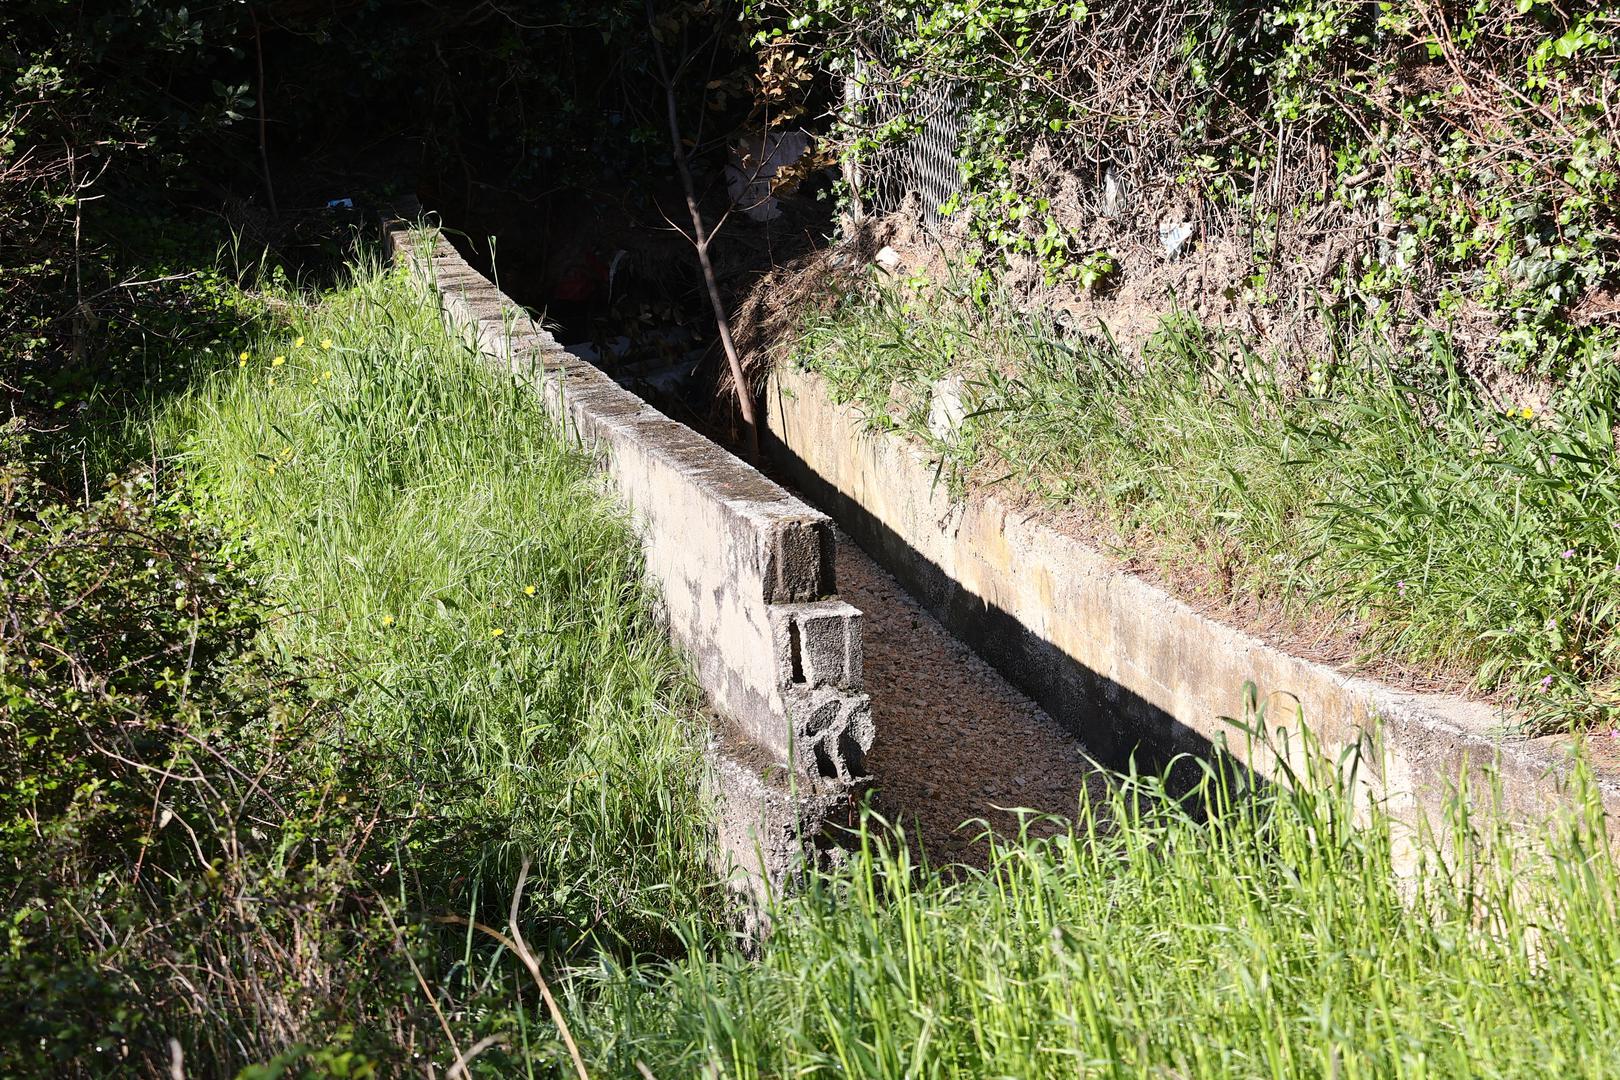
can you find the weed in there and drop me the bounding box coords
[578,699,1620,1078]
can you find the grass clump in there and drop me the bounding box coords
[792,277,1620,733]
[580,708,1620,1078]
[163,259,715,951]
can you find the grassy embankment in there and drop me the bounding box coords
[10,252,1620,1079]
[788,274,1620,735]
[165,261,712,931]
[3,258,712,1075]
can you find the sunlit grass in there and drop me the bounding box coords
[576,708,1620,1079]
[159,261,715,955]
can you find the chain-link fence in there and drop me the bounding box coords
[841,56,967,230]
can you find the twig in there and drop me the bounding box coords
[432,912,518,951]
[508,856,591,1080]
[385,908,467,1076]
[644,0,760,458]
[248,6,278,217]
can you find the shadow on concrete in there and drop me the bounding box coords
[761,427,1268,806]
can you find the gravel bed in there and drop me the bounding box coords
[834,529,1112,866]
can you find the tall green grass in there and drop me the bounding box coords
[578,709,1620,1078]
[794,279,1620,733]
[161,261,714,954]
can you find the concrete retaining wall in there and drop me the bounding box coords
[384,219,871,900]
[765,361,1620,835]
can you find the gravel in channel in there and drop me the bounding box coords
[834,529,1112,866]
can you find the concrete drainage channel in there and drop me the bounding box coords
[385,215,1108,906]
[391,211,1620,915]
[832,529,1110,865]
[385,217,1110,920]
[385,219,870,909]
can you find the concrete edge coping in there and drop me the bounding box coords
[1034,484,1620,808]
[386,219,836,605]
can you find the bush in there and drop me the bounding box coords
[0,427,409,1074]
[753,0,1619,381]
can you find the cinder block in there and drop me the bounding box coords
[770,602,863,692]
[798,605,861,689]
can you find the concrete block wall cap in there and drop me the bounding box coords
[401,226,838,591]
[403,225,835,537]
[1352,681,1507,738]
[1369,682,1620,796]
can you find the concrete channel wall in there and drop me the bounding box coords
[765,362,1620,838]
[384,219,872,901]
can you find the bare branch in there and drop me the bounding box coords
[645,0,761,459]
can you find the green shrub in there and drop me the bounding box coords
[0,426,409,1074]
[751,0,1619,381]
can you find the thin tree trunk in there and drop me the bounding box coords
[644,0,760,459]
[249,6,278,217]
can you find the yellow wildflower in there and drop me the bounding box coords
[320,338,334,350]
[294,336,305,348]
[1520,406,1534,420]
[271,355,286,367]
[322,370,333,381]
[523,585,536,596]
[238,358,247,368]
[490,627,505,638]
[238,350,250,362]
[381,614,395,627]
[266,463,277,476]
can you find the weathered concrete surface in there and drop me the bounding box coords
[704,723,856,932]
[384,218,870,901]
[765,362,1620,836]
